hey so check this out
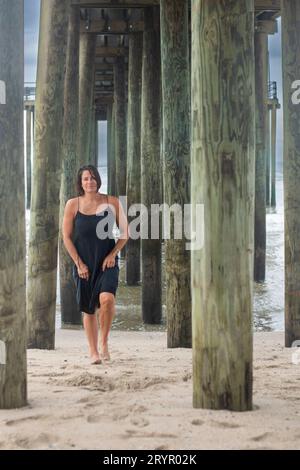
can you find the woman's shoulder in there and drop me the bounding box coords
[106,194,118,204]
[66,197,79,207]
[65,197,79,216]
[106,194,119,210]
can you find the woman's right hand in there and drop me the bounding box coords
[77,262,89,280]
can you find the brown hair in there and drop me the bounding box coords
[76,165,102,196]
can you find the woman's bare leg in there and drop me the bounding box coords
[98,293,116,360]
[82,312,101,364]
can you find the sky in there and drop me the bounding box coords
[24,0,283,170]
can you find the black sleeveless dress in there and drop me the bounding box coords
[72,196,119,314]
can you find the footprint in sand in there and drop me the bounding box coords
[213,421,241,429]
[128,404,148,413]
[154,444,170,450]
[251,432,270,441]
[182,373,192,382]
[130,417,149,428]
[86,414,104,423]
[13,433,57,450]
[191,419,204,426]
[124,429,177,439]
[5,415,48,427]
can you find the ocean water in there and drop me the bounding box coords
[253,174,284,331]
[25,170,285,332]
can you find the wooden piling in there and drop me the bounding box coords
[27,0,70,349]
[160,0,191,348]
[126,33,143,286]
[59,4,81,327]
[26,108,32,209]
[78,33,96,167]
[0,0,27,408]
[109,102,117,195]
[141,7,162,323]
[191,0,255,410]
[254,27,268,282]
[95,118,98,168]
[281,0,300,346]
[269,99,280,208]
[114,56,127,197]
[266,52,271,207]
[107,103,112,193]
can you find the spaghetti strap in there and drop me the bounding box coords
[78,196,80,212]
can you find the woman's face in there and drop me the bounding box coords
[81,170,97,194]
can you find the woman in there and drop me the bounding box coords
[62,165,129,364]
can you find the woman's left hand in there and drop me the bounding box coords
[102,253,116,271]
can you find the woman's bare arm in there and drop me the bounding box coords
[108,196,129,259]
[62,199,83,269]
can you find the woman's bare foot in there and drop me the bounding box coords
[90,352,101,365]
[100,343,110,361]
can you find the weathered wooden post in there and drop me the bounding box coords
[26,107,32,209]
[59,4,81,327]
[110,102,117,195]
[126,33,143,285]
[141,7,162,323]
[192,0,255,410]
[78,33,96,167]
[266,52,270,207]
[269,96,280,208]
[0,0,27,408]
[282,0,300,347]
[254,19,277,282]
[161,0,191,348]
[107,103,112,193]
[95,118,98,168]
[27,0,70,349]
[114,56,127,197]
[89,108,96,165]
[254,23,268,282]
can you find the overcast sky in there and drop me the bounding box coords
[24,0,283,169]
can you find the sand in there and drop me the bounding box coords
[0,330,299,450]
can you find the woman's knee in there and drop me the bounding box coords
[99,292,115,308]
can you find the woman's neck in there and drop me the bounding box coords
[82,192,99,202]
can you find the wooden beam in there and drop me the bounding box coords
[74,0,280,12]
[72,0,159,7]
[95,74,114,81]
[95,86,114,90]
[95,63,114,71]
[80,19,144,34]
[95,46,128,57]
[254,0,280,11]
[95,96,114,103]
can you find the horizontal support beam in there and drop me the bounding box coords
[254,0,280,11]
[95,63,114,71]
[95,75,114,82]
[95,46,128,57]
[95,86,114,92]
[72,0,159,7]
[73,0,279,11]
[94,96,114,102]
[81,19,144,34]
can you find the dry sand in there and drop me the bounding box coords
[0,330,299,450]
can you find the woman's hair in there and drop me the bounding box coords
[76,165,102,196]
